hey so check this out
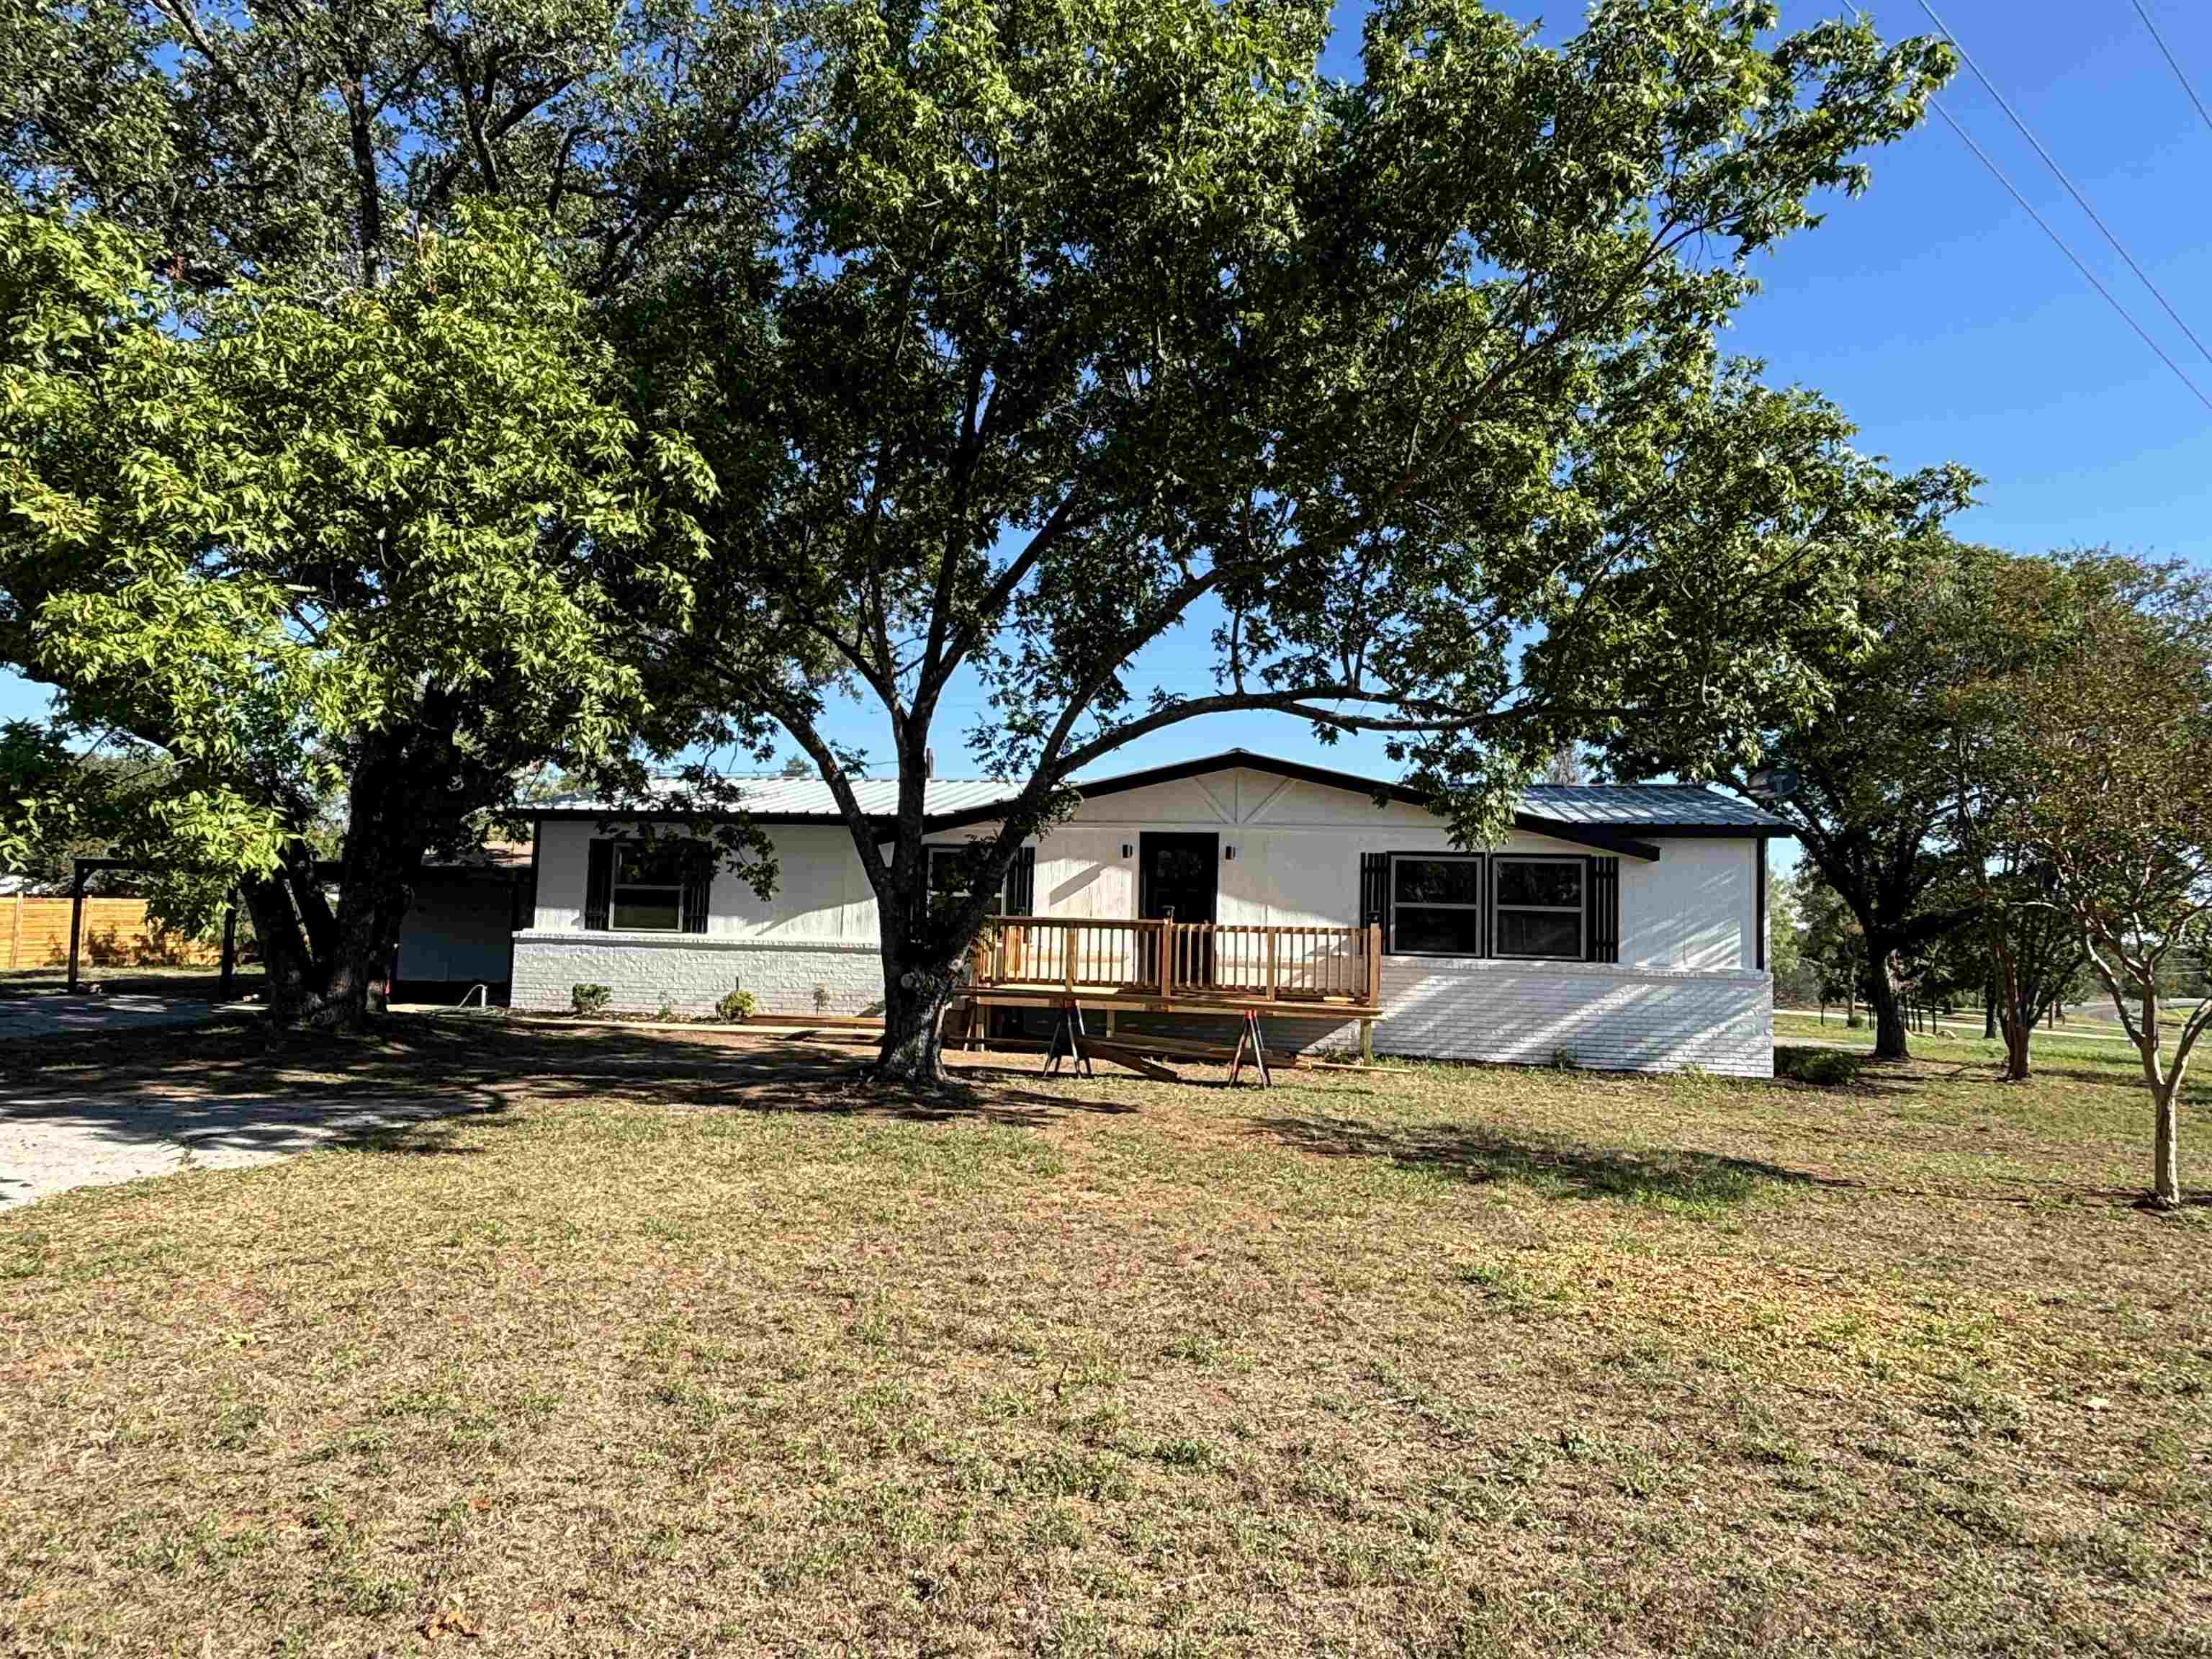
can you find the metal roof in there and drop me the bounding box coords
[534,774,1020,821]
[533,751,1786,840]
[1514,782,1789,832]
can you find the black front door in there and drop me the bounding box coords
[1140,833,1218,988]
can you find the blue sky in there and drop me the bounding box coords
[8,0,2211,859]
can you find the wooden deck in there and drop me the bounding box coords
[963,916,1383,1019]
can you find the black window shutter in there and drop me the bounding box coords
[1007,845,1035,915]
[1360,852,1392,952]
[584,840,613,931]
[680,842,712,934]
[1586,856,1620,963]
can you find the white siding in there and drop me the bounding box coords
[1622,837,1757,971]
[531,821,878,941]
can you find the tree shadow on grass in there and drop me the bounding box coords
[2010,1062,2211,1098]
[1,1015,1133,1138]
[1247,1112,1840,1206]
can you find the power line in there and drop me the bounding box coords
[2130,0,2212,143]
[1927,98,2212,415]
[1920,0,2212,372]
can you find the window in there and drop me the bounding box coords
[1390,855,1485,956]
[927,845,1007,917]
[611,841,693,932]
[1492,858,1583,959]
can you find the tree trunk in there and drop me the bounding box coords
[320,748,426,1026]
[1863,946,1909,1061]
[873,948,957,1084]
[240,871,318,1024]
[1993,950,2031,1081]
[2152,1087,2181,1210]
[239,729,436,1030]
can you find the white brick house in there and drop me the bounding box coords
[505,752,1789,1076]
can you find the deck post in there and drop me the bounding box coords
[1359,1017,1375,1064]
[219,894,239,998]
[1364,922,1382,1008]
[1266,931,1279,1001]
[1156,920,1172,999]
[66,860,87,992]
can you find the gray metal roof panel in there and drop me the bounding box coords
[1516,783,1788,831]
[536,757,1786,833]
[534,775,1019,819]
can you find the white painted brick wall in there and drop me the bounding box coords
[1328,956,1773,1076]
[511,932,885,1017]
[511,937,1771,1074]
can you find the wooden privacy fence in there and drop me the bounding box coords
[2,894,217,972]
[970,915,1382,1009]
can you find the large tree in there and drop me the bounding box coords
[0,208,721,1022]
[1995,553,2212,1209]
[1920,547,2092,1079]
[1,0,783,289]
[633,0,1966,1080]
[1612,525,1984,1059]
[1,0,789,1021]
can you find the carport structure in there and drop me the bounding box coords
[61,848,536,1003]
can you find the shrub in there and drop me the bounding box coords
[570,984,611,1017]
[716,985,759,1023]
[655,1002,679,1024]
[1776,1046,1863,1087]
[1550,1046,1578,1071]
[812,983,832,1015]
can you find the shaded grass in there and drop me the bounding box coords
[3,1017,2209,1655]
[0,963,266,1002]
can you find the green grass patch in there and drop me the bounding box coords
[1,1017,2207,1654]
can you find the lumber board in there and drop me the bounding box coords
[1111,1032,1310,1069]
[1077,1039,1182,1082]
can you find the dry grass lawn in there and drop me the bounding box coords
[2,1015,2208,1655]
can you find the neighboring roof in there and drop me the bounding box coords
[423,840,534,873]
[531,750,1788,862]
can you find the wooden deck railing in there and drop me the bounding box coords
[970,916,1382,1008]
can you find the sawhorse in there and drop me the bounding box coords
[1228,1008,1272,1088]
[1043,998,1094,1078]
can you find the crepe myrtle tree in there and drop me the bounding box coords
[0,208,738,1026]
[2000,554,2212,1210]
[631,0,1966,1082]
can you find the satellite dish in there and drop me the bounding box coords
[1747,765,1801,803]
